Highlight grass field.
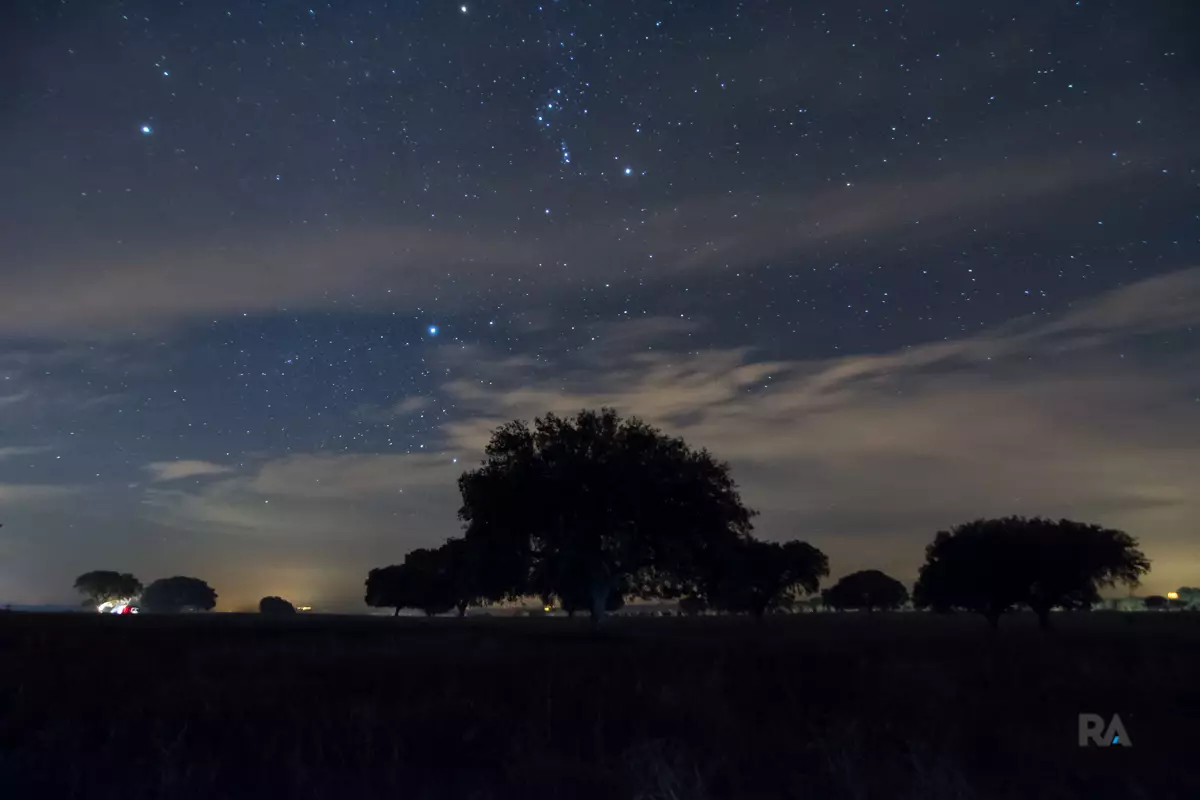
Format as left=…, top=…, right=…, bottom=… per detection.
left=1, top=611, right=1196, bottom=799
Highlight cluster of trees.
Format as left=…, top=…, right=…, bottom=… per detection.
left=73, top=571, right=218, bottom=613
left=1143, top=588, right=1199, bottom=611
left=366, top=409, right=1157, bottom=628
left=367, top=409, right=831, bottom=621
left=912, top=517, right=1150, bottom=628
left=75, top=572, right=308, bottom=614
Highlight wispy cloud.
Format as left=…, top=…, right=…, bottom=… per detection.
left=0, top=484, right=78, bottom=505
left=436, top=268, right=1200, bottom=590
left=392, top=396, right=433, bottom=415
left=0, top=446, right=51, bottom=461
left=0, top=156, right=1138, bottom=338
left=145, top=460, right=235, bottom=482
left=131, top=268, right=1200, bottom=595
left=0, top=392, right=31, bottom=408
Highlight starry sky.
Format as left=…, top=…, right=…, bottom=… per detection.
left=1, top=0, right=1198, bottom=610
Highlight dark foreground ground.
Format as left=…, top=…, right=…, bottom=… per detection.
left=1, top=611, right=1197, bottom=800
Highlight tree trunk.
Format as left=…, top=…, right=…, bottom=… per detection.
left=393, top=607, right=400, bottom=617
left=985, top=610, right=1000, bottom=629
left=567, top=609, right=576, bottom=618
left=1034, top=606, right=1051, bottom=630
left=457, top=603, right=467, bottom=618
left=589, top=582, right=608, bottom=625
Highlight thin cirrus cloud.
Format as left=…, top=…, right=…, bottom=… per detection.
left=145, top=460, right=235, bottom=482
left=0, top=446, right=52, bottom=461
left=0, top=155, right=1126, bottom=338
left=144, top=267, right=1200, bottom=597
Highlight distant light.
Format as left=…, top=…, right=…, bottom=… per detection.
left=543, top=605, right=552, bottom=612
left=428, top=325, right=438, bottom=336
left=298, top=605, right=313, bottom=611
left=140, top=125, right=152, bottom=135
left=1167, top=591, right=1179, bottom=600
left=624, top=166, right=633, bottom=175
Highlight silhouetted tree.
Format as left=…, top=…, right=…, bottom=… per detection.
left=822, top=570, right=909, bottom=612
left=73, top=571, right=142, bottom=608
left=457, top=408, right=756, bottom=623
left=1143, top=595, right=1168, bottom=610
left=1024, top=519, right=1150, bottom=627
left=913, top=517, right=1149, bottom=628
left=1176, top=587, right=1200, bottom=610
left=259, top=596, right=296, bottom=615
left=365, top=565, right=408, bottom=616
left=678, top=595, right=708, bottom=616
left=365, top=546, right=462, bottom=617
left=707, top=538, right=828, bottom=618
left=141, top=576, right=217, bottom=613
left=441, top=535, right=524, bottom=616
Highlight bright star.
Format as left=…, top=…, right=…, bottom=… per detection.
left=460, top=4, right=467, bottom=12
left=140, top=125, right=152, bottom=135
left=428, top=325, right=439, bottom=336
left=624, top=166, right=633, bottom=175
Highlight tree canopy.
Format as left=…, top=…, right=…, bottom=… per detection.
left=365, top=542, right=473, bottom=616
left=259, top=596, right=296, bottom=614
left=140, top=576, right=218, bottom=613
left=822, top=570, right=909, bottom=612
left=1175, top=587, right=1200, bottom=610
left=73, top=571, right=142, bottom=607
left=704, top=538, right=828, bottom=617
left=913, top=517, right=1149, bottom=628
left=457, top=408, right=757, bottom=621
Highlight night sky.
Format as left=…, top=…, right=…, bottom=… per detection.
left=2, top=0, right=1198, bottom=610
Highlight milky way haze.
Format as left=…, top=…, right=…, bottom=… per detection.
left=2, top=0, right=1198, bottom=609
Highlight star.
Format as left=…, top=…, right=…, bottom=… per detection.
left=624, top=167, right=633, bottom=176
left=140, top=125, right=153, bottom=135
left=428, top=325, right=439, bottom=336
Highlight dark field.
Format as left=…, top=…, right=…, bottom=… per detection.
left=1, top=612, right=1197, bottom=800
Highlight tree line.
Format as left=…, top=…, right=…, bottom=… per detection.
left=364, top=409, right=1157, bottom=629
left=69, top=410, right=1171, bottom=627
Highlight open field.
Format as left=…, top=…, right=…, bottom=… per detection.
left=1, top=611, right=1197, bottom=799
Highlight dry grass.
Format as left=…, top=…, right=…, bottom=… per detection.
left=0, top=611, right=1196, bottom=799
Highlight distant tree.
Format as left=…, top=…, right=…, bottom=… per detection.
left=706, top=538, right=828, bottom=618
left=458, top=408, right=756, bottom=623
left=1176, top=587, right=1200, bottom=610
left=141, top=576, right=217, bottom=613
left=913, top=517, right=1149, bottom=628
left=403, top=546, right=460, bottom=616
left=1143, top=595, right=1168, bottom=610
left=678, top=595, right=708, bottom=616
left=73, top=571, right=142, bottom=608
left=440, top=535, right=526, bottom=616
left=822, top=570, right=909, bottom=613
left=365, top=565, right=409, bottom=616
left=1111, top=596, right=1143, bottom=612
left=259, top=596, right=296, bottom=615
left=365, top=546, right=463, bottom=617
